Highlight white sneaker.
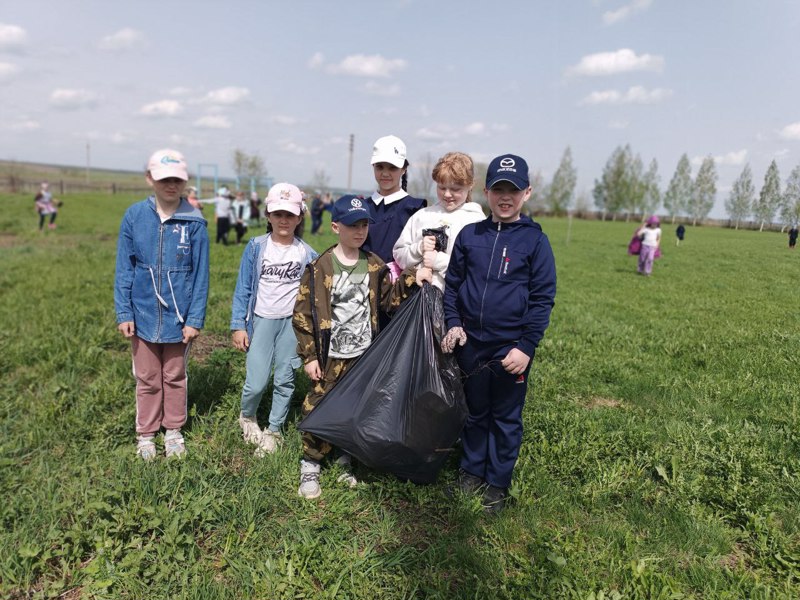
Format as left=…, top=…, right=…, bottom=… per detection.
left=254, top=429, right=282, bottom=457
left=239, top=414, right=261, bottom=445
left=164, top=429, right=186, bottom=458
left=136, top=435, right=157, bottom=461
left=298, top=459, right=321, bottom=499
left=335, top=453, right=358, bottom=488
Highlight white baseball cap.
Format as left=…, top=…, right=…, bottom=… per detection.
left=370, top=135, right=407, bottom=168
left=266, top=183, right=304, bottom=215
left=147, top=149, right=188, bottom=181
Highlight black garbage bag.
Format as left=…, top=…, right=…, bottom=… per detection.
left=422, top=226, right=449, bottom=252
left=298, top=283, right=467, bottom=483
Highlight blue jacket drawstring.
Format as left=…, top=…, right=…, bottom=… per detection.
left=149, top=267, right=185, bottom=324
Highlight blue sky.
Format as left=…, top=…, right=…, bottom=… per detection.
left=2, top=0, right=800, bottom=217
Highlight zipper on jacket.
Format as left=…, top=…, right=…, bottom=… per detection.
left=157, top=222, right=164, bottom=337
left=479, top=221, right=503, bottom=332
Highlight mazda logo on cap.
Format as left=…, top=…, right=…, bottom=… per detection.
left=500, top=158, right=515, bottom=168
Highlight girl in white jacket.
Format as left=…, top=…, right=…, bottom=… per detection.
left=393, top=152, right=485, bottom=291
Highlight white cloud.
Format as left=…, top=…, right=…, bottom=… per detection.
left=280, top=140, right=320, bottom=155
left=9, top=119, right=40, bottom=131
left=603, top=0, right=653, bottom=25
left=0, top=23, right=27, bottom=50
left=194, top=115, right=231, bottom=129
left=415, top=127, right=452, bottom=142
left=139, top=99, right=183, bottom=117
left=774, top=148, right=790, bottom=158
left=581, top=85, right=672, bottom=105
left=50, top=88, right=98, bottom=109
left=464, top=122, right=486, bottom=135
left=98, top=28, right=144, bottom=51
left=307, top=52, right=325, bottom=69
left=325, top=54, right=407, bottom=78
left=0, top=61, right=20, bottom=80
left=364, top=81, right=401, bottom=96
left=567, top=48, right=664, bottom=77
left=779, top=122, right=800, bottom=140
left=201, top=86, right=250, bottom=105
left=691, top=150, right=747, bottom=167
left=270, top=115, right=301, bottom=125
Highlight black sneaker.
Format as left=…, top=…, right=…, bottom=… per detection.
left=482, top=485, right=507, bottom=514
left=457, top=469, right=485, bottom=494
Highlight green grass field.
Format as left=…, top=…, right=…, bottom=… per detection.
left=1, top=192, right=798, bottom=599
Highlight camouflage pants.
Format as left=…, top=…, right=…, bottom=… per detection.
left=301, top=356, right=357, bottom=462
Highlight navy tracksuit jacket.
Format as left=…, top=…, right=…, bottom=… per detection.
left=443, top=214, right=556, bottom=488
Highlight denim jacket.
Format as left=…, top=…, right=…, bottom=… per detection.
left=229, top=233, right=318, bottom=343
left=115, top=196, right=210, bottom=343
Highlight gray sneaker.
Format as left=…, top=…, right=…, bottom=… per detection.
left=298, top=459, right=321, bottom=499
left=239, top=414, right=261, bottom=445
left=136, top=436, right=157, bottom=461
left=254, top=429, right=282, bottom=457
left=164, top=429, right=186, bottom=458
left=335, top=454, right=358, bottom=488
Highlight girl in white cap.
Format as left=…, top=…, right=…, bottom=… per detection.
left=361, top=134, right=426, bottom=274
left=230, top=183, right=318, bottom=456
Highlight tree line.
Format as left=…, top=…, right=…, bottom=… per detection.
left=519, top=145, right=800, bottom=229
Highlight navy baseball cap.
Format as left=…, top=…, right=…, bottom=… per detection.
left=486, top=154, right=530, bottom=190
left=331, top=195, right=374, bottom=225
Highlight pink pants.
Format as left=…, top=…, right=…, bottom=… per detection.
left=131, top=336, right=190, bottom=435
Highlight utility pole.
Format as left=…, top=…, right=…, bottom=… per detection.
left=347, top=134, right=354, bottom=192
left=85, top=142, right=90, bottom=183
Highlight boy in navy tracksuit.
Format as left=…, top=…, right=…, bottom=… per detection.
left=442, top=153, right=556, bottom=513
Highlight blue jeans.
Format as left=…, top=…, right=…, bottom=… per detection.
left=240, top=315, right=301, bottom=431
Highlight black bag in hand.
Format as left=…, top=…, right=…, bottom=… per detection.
left=298, top=283, right=467, bottom=483
left=422, top=226, right=449, bottom=251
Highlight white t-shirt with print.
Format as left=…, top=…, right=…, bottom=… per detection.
left=254, top=238, right=308, bottom=318
left=328, top=254, right=372, bottom=359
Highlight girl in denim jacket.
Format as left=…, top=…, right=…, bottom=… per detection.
left=114, top=149, right=210, bottom=460
left=230, top=183, right=317, bottom=456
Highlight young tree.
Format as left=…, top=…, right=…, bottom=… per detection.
left=545, top=146, right=577, bottom=216
left=623, top=152, right=645, bottom=221
left=641, top=158, right=661, bottom=216
left=232, top=149, right=249, bottom=181
left=310, top=169, right=331, bottom=194
left=231, top=149, right=267, bottom=190
left=725, top=164, right=754, bottom=229
left=246, top=154, right=266, bottom=184
left=753, top=160, right=781, bottom=231
left=408, top=152, right=436, bottom=201
left=663, top=154, right=692, bottom=224
left=781, top=165, right=800, bottom=228
left=593, top=145, right=632, bottom=220
left=688, top=156, right=716, bottom=226
left=528, top=170, right=547, bottom=214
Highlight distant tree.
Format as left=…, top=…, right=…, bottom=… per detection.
left=545, top=147, right=577, bottom=216
left=408, top=152, right=436, bottom=200
left=231, top=148, right=267, bottom=190
left=641, top=158, right=661, bottom=216
left=781, top=165, right=800, bottom=228
left=753, top=160, right=781, bottom=231
left=687, top=156, right=716, bottom=226
left=663, top=154, right=692, bottom=224
left=623, top=152, right=645, bottom=220
left=725, top=164, right=754, bottom=229
left=573, top=189, right=591, bottom=217
left=527, top=170, right=547, bottom=214
left=231, top=149, right=249, bottom=181
left=246, top=155, right=266, bottom=184
left=310, top=169, right=331, bottom=194
left=593, top=145, right=632, bottom=220
left=472, top=161, right=488, bottom=207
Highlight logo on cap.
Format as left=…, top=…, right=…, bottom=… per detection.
left=161, top=155, right=181, bottom=165
left=280, top=189, right=292, bottom=201
left=500, top=158, right=515, bottom=169
left=351, top=198, right=363, bottom=208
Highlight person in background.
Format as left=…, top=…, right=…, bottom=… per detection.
left=231, top=183, right=317, bottom=456
left=186, top=186, right=203, bottom=212
left=789, top=225, right=798, bottom=249
left=393, top=151, right=485, bottom=292
left=34, top=182, right=60, bottom=231
left=232, top=191, right=250, bottom=244
left=675, top=224, right=685, bottom=246
left=636, top=215, right=662, bottom=275
left=441, top=153, right=556, bottom=514
left=114, top=149, right=209, bottom=460
left=292, top=194, right=428, bottom=499
left=310, top=192, right=324, bottom=235
left=199, top=187, right=236, bottom=245
left=249, top=191, right=262, bottom=227
left=361, top=134, right=427, bottom=276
